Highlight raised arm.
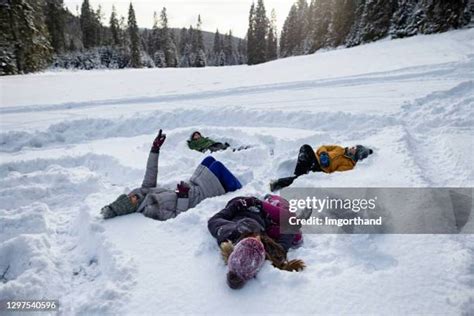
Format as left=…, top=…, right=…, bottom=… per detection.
left=141, top=151, right=159, bottom=188
left=141, top=130, right=166, bottom=188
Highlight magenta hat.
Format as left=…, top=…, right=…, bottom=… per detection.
left=228, top=237, right=265, bottom=282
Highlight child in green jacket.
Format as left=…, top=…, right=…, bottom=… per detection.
left=187, top=131, right=250, bottom=153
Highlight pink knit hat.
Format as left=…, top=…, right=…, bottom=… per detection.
left=227, top=237, right=265, bottom=287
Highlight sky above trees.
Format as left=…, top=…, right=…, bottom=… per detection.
left=63, top=0, right=294, bottom=38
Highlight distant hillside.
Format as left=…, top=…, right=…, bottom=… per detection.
left=62, top=9, right=244, bottom=53
left=170, top=28, right=244, bottom=52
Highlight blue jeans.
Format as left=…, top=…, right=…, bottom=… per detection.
left=201, top=156, right=242, bottom=192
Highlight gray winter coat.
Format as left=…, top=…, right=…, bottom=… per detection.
left=130, top=152, right=226, bottom=221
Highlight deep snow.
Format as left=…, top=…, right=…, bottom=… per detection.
left=0, top=29, right=473, bottom=315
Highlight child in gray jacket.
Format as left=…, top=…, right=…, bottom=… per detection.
left=101, top=130, right=242, bottom=221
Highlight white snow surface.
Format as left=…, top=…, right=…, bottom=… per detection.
left=0, top=29, right=473, bottom=315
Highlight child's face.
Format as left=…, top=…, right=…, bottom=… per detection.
left=129, top=194, right=139, bottom=206
left=192, top=133, right=202, bottom=140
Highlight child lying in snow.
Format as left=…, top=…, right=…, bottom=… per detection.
left=187, top=131, right=251, bottom=153
left=101, top=130, right=242, bottom=221
left=208, top=195, right=308, bottom=289
left=270, top=144, right=374, bottom=191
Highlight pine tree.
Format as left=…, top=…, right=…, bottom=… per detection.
left=80, top=0, right=97, bottom=48
left=118, top=15, right=128, bottom=45
left=361, top=0, right=394, bottom=43
left=266, top=9, right=278, bottom=60
left=195, top=48, right=206, bottom=67
left=280, top=0, right=310, bottom=57
left=193, top=15, right=206, bottom=66
left=421, top=0, right=468, bottom=33
left=45, top=0, right=66, bottom=53
left=178, top=27, right=188, bottom=56
left=237, top=38, right=247, bottom=64
left=345, top=0, right=365, bottom=47
left=141, top=28, right=149, bottom=53
left=253, top=0, right=269, bottom=64
left=212, top=29, right=223, bottom=66
left=195, top=15, right=205, bottom=51
left=294, top=0, right=308, bottom=54
left=128, top=2, right=141, bottom=67
left=224, top=30, right=235, bottom=65
left=346, top=0, right=394, bottom=46
left=213, top=29, right=221, bottom=54
left=80, top=0, right=91, bottom=48
left=94, top=5, right=105, bottom=46
left=0, top=0, right=52, bottom=74
left=154, top=50, right=166, bottom=67
left=159, top=7, right=169, bottom=47
left=159, top=7, right=178, bottom=67
left=149, top=11, right=160, bottom=55
left=179, top=32, right=193, bottom=68
left=217, top=50, right=226, bottom=66
left=212, top=29, right=221, bottom=54
left=327, top=0, right=356, bottom=47
left=247, top=2, right=257, bottom=64
left=109, top=5, right=120, bottom=46
left=0, top=2, right=17, bottom=74
left=180, top=25, right=195, bottom=66
left=280, top=4, right=298, bottom=57
left=310, top=0, right=332, bottom=52
left=219, top=35, right=225, bottom=53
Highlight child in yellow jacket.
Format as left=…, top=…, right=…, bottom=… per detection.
left=270, top=144, right=373, bottom=191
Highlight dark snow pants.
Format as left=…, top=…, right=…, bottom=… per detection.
left=271, top=144, right=322, bottom=191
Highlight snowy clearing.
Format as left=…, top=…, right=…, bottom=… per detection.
left=0, top=29, right=473, bottom=315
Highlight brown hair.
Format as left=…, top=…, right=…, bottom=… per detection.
left=190, top=131, right=201, bottom=140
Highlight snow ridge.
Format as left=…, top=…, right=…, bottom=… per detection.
left=0, top=158, right=137, bottom=314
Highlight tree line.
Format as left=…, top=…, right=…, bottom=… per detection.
left=0, top=0, right=471, bottom=74
left=246, top=0, right=471, bottom=64
left=0, top=0, right=247, bottom=75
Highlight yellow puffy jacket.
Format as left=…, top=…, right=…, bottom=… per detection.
left=315, top=145, right=356, bottom=174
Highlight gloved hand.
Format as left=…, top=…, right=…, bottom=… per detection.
left=151, top=129, right=166, bottom=153
left=100, top=205, right=116, bottom=219
left=176, top=181, right=190, bottom=198
left=237, top=218, right=264, bottom=235
left=234, top=197, right=263, bottom=213
left=216, top=223, right=239, bottom=244
left=319, top=152, right=330, bottom=168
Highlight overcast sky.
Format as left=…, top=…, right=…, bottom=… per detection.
left=63, top=0, right=295, bottom=38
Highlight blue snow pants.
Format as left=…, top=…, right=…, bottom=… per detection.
left=201, top=156, right=242, bottom=192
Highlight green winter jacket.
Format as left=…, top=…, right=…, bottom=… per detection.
left=187, top=137, right=216, bottom=152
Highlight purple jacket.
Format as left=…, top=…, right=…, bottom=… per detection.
left=207, top=196, right=297, bottom=251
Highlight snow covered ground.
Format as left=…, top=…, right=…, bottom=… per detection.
left=1, top=29, right=473, bottom=315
